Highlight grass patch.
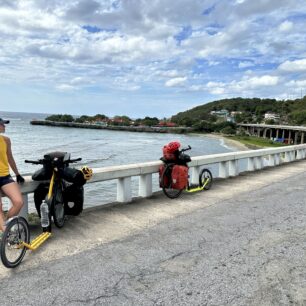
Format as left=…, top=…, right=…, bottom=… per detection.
left=227, top=135, right=287, bottom=148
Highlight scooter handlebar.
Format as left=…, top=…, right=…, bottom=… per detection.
left=24, top=159, right=43, bottom=165
left=181, top=145, right=192, bottom=152
left=25, top=157, right=82, bottom=165
left=68, top=157, right=82, bottom=163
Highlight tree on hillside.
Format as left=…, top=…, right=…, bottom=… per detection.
left=75, top=115, right=91, bottom=123
left=93, top=114, right=108, bottom=121
left=288, top=110, right=306, bottom=125
left=192, top=120, right=214, bottom=132
left=110, top=115, right=131, bottom=126
left=141, top=117, right=159, bottom=126
left=46, top=114, right=74, bottom=122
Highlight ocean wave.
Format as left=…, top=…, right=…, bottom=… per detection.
left=219, top=138, right=232, bottom=150
left=3, top=118, right=21, bottom=121
left=82, top=154, right=116, bottom=165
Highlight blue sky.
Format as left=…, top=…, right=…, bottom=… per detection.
left=1, top=0, right=306, bottom=118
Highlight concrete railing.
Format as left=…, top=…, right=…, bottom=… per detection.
left=3, top=144, right=306, bottom=220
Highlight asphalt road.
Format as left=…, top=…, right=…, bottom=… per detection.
left=1, top=160, right=306, bottom=305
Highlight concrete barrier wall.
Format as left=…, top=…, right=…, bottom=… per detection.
left=3, top=144, right=306, bottom=219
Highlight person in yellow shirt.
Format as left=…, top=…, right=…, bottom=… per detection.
left=0, top=118, right=25, bottom=235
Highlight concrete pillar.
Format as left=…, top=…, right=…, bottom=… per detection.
left=139, top=174, right=152, bottom=197
left=263, top=129, right=267, bottom=138
left=301, top=133, right=305, bottom=144
left=282, top=130, right=285, bottom=139
left=117, top=177, right=132, bottom=203
left=255, top=157, right=263, bottom=170
left=257, top=128, right=261, bottom=137
left=268, top=154, right=276, bottom=166
left=294, top=132, right=298, bottom=145
left=191, top=167, right=200, bottom=185
left=296, top=150, right=303, bottom=160
left=269, top=129, right=273, bottom=139
left=275, top=153, right=280, bottom=165
left=289, top=131, right=292, bottom=144
left=229, top=160, right=239, bottom=176
left=284, top=152, right=291, bottom=162
left=290, top=151, right=295, bottom=161
left=276, top=129, right=279, bottom=139
left=247, top=157, right=255, bottom=171
left=219, top=161, right=229, bottom=178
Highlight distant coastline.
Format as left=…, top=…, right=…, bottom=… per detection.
left=30, top=120, right=193, bottom=134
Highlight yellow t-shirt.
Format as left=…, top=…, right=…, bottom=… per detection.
left=0, top=136, right=9, bottom=176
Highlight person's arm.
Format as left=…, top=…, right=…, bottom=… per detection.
left=5, top=136, right=24, bottom=183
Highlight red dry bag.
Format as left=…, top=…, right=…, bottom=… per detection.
left=171, top=165, right=188, bottom=190
left=162, top=141, right=181, bottom=161
left=159, top=164, right=170, bottom=188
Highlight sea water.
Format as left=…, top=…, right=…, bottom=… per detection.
left=0, top=111, right=239, bottom=211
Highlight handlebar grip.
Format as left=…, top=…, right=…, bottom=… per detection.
left=69, top=158, right=82, bottom=163
left=181, top=146, right=192, bottom=153
left=24, top=160, right=42, bottom=165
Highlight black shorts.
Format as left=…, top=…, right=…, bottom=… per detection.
left=0, top=175, right=15, bottom=188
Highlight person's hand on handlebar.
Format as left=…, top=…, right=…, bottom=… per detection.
left=16, top=174, right=25, bottom=184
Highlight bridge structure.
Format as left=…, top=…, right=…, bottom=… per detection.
left=2, top=143, right=306, bottom=219
left=238, top=123, right=306, bottom=144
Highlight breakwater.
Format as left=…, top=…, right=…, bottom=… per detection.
left=30, top=120, right=193, bottom=134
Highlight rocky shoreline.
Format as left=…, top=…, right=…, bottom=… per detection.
left=30, top=120, right=193, bottom=134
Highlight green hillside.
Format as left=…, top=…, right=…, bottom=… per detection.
left=171, top=97, right=306, bottom=128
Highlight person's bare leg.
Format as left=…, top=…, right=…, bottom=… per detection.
left=1, top=182, right=23, bottom=219
left=0, top=198, right=6, bottom=231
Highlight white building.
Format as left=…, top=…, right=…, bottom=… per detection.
left=264, top=113, right=280, bottom=121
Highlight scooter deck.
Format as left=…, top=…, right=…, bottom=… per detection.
left=22, top=232, right=51, bottom=251
left=186, top=185, right=205, bottom=193
left=185, top=179, right=211, bottom=193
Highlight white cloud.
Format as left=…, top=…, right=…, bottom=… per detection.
left=158, top=70, right=181, bottom=78
left=238, top=61, right=254, bottom=69
left=70, top=77, right=85, bottom=85
left=188, top=75, right=279, bottom=97
left=286, top=79, right=306, bottom=87
left=208, top=61, right=220, bottom=66
left=206, top=81, right=225, bottom=88
left=244, top=75, right=279, bottom=87
left=278, top=59, right=306, bottom=72
left=209, top=87, right=225, bottom=95
left=279, top=20, right=293, bottom=32
left=165, top=77, right=187, bottom=87
left=56, top=84, right=76, bottom=91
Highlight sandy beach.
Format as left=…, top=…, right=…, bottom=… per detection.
left=192, top=133, right=250, bottom=152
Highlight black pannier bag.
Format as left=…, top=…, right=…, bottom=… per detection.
left=32, top=166, right=52, bottom=181
left=44, top=151, right=69, bottom=162
left=177, top=152, right=191, bottom=165
left=61, top=167, right=86, bottom=186
left=63, top=184, right=84, bottom=216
